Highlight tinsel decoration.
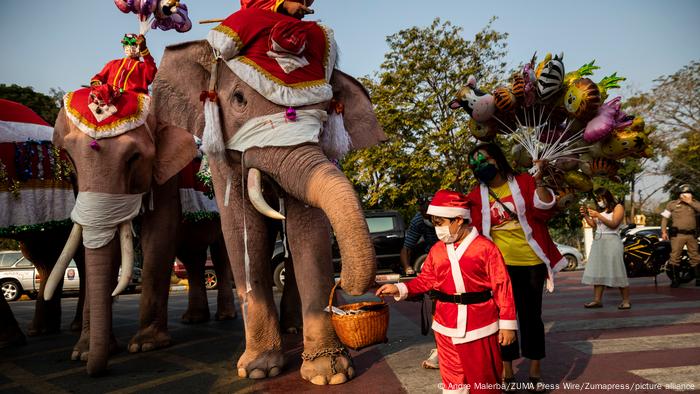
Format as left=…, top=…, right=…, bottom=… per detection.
left=195, top=155, right=215, bottom=200
left=182, top=211, right=220, bottom=223
left=0, top=219, right=73, bottom=238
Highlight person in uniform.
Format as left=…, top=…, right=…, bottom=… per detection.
left=90, top=34, right=157, bottom=95
left=661, top=184, right=700, bottom=287
left=377, top=189, right=517, bottom=394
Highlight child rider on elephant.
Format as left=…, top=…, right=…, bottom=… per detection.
left=376, top=189, right=517, bottom=394
left=90, top=33, right=157, bottom=96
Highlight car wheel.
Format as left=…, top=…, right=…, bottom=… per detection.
left=204, top=270, right=218, bottom=290
left=563, top=254, right=578, bottom=271
left=413, top=254, right=428, bottom=273
left=273, top=261, right=286, bottom=291
left=1, top=280, right=22, bottom=302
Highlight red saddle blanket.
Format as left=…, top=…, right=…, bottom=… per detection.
left=64, top=88, right=150, bottom=139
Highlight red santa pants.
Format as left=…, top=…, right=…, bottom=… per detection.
left=435, top=331, right=502, bottom=394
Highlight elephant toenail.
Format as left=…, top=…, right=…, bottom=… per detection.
left=237, top=368, right=248, bottom=378
left=80, top=352, right=89, bottom=362
left=329, top=373, right=348, bottom=385
left=310, top=375, right=328, bottom=385
left=268, top=367, right=281, bottom=377
left=347, top=366, right=355, bottom=379
left=249, top=369, right=266, bottom=379
left=128, top=344, right=140, bottom=353
left=71, top=351, right=80, bottom=361
left=141, top=343, right=155, bottom=352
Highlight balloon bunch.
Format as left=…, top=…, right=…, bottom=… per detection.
left=450, top=53, right=653, bottom=210
left=114, top=0, right=192, bottom=33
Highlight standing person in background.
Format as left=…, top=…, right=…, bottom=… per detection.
left=661, top=184, right=700, bottom=288
left=400, top=196, right=439, bottom=277
left=465, top=143, right=565, bottom=393
left=377, top=189, right=517, bottom=394
left=580, top=188, right=630, bottom=309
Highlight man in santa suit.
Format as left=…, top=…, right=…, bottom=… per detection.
left=90, top=34, right=157, bottom=95
left=377, top=189, right=517, bottom=394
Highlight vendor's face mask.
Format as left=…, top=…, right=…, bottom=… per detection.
left=470, top=151, right=498, bottom=183
left=433, top=217, right=462, bottom=244
left=124, top=45, right=139, bottom=59
left=680, top=192, right=692, bottom=200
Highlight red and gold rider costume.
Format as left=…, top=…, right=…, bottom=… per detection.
left=90, top=33, right=157, bottom=95
left=394, top=190, right=517, bottom=394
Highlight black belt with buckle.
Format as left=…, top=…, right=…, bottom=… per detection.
left=677, top=229, right=696, bottom=235
left=428, top=290, right=492, bottom=305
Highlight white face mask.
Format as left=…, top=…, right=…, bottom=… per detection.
left=597, top=201, right=606, bottom=209
left=680, top=192, right=692, bottom=200
left=124, top=45, right=140, bottom=59
left=435, top=225, right=459, bottom=244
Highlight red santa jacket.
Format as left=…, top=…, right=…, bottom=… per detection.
left=466, top=173, right=566, bottom=291
left=396, top=228, right=517, bottom=344
left=91, top=54, right=157, bottom=95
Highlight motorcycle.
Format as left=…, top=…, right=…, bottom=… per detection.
left=621, top=224, right=696, bottom=284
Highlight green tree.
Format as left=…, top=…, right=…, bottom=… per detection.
left=0, top=84, right=62, bottom=125
left=342, top=18, right=508, bottom=215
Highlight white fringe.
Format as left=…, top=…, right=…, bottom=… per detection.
left=201, top=100, right=226, bottom=160
left=320, top=112, right=351, bottom=160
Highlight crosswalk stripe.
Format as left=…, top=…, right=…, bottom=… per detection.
left=564, top=333, right=700, bottom=354
left=544, top=300, right=699, bottom=316
left=629, top=365, right=700, bottom=392
left=543, top=293, right=674, bottom=305
left=544, top=313, right=700, bottom=333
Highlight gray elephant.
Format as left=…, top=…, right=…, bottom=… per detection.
left=152, top=9, right=386, bottom=385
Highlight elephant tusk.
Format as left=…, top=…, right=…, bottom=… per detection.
left=247, top=168, right=285, bottom=220
left=111, top=222, right=134, bottom=297
left=45, top=223, right=82, bottom=300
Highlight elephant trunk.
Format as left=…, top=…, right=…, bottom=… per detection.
left=246, top=145, right=376, bottom=295
left=85, top=240, right=117, bottom=376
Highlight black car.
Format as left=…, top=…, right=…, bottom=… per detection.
left=271, top=210, right=425, bottom=290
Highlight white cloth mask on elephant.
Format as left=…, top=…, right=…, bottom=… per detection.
left=70, top=192, right=143, bottom=249
left=223, top=109, right=327, bottom=152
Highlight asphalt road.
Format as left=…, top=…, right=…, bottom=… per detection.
left=1, top=271, right=699, bottom=393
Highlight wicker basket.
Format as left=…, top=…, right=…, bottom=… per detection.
left=328, top=281, right=389, bottom=350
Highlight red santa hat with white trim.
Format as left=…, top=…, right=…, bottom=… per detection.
left=426, top=189, right=471, bottom=222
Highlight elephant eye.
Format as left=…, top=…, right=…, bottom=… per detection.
left=232, top=90, right=246, bottom=105
left=127, top=153, right=140, bottom=167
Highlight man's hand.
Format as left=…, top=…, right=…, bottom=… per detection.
left=137, top=34, right=147, bottom=52
left=499, top=329, right=516, bottom=346
left=375, top=284, right=399, bottom=297
left=661, top=231, right=669, bottom=241
left=281, top=1, right=312, bottom=18
left=680, top=193, right=693, bottom=204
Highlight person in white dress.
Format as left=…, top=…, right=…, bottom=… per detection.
left=580, top=188, right=631, bottom=309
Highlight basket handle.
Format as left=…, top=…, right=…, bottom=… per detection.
left=328, top=280, right=385, bottom=312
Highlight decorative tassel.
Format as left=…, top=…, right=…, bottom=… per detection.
left=201, top=99, right=226, bottom=160
left=320, top=111, right=351, bottom=160
left=89, top=139, right=100, bottom=151
left=285, top=107, right=297, bottom=122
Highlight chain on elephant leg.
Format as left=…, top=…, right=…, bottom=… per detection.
left=300, top=346, right=355, bottom=385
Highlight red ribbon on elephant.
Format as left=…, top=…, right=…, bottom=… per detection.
left=199, top=90, right=218, bottom=103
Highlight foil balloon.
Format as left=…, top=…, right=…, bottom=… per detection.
left=583, top=96, right=633, bottom=143
left=152, top=2, right=192, bottom=32
left=535, top=53, right=565, bottom=101
left=563, top=78, right=601, bottom=120
left=563, top=171, right=593, bottom=192
left=562, top=60, right=599, bottom=89
left=493, top=86, right=517, bottom=112
left=511, top=143, right=533, bottom=169
left=468, top=118, right=498, bottom=141
left=449, top=76, right=496, bottom=123
left=556, top=189, right=577, bottom=210
left=511, top=75, right=526, bottom=103
left=597, top=73, right=626, bottom=102
left=588, top=158, right=619, bottom=177
left=554, top=154, right=580, bottom=172
left=600, top=117, right=651, bottom=160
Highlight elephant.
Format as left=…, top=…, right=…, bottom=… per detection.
left=49, top=89, right=200, bottom=375
left=1, top=98, right=86, bottom=338
left=152, top=37, right=386, bottom=385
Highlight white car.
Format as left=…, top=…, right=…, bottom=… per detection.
left=556, top=243, right=584, bottom=271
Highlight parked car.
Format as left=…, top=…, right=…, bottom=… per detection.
left=556, top=243, right=584, bottom=271
left=272, top=210, right=428, bottom=290
left=1, top=250, right=141, bottom=301
left=173, top=258, right=219, bottom=290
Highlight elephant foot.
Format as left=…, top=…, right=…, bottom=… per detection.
left=26, top=321, right=61, bottom=337
left=300, top=347, right=354, bottom=385
left=71, top=334, right=120, bottom=361
left=128, top=326, right=171, bottom=353
left=214, top=309, right=237, bottom=321
left=181, top=308, right=210, bottom=324
left=236, top=348, right=284, bottom=379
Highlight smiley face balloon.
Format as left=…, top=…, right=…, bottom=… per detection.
left=563, top=78, right=601, bottom=120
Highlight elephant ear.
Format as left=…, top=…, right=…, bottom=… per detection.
left=330, top=69, right=387, bottom=149
left=53, top=107, right=70, bottom=148
left=152, top=40, right=214, bottom=139
left=152, top=118, right=197, bottom=185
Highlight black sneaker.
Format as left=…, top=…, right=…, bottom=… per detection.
left=670, top=279, right=680, bottom=288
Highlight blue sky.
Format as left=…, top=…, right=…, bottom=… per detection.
left=2, top=0, right=698, bottom=204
